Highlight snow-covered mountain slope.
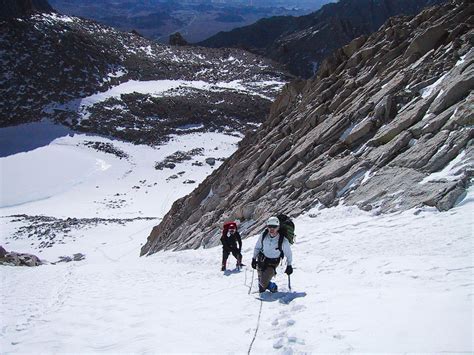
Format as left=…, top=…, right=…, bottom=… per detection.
left=0, top=123, right=240, bottom=216
left=1, top=125, right=472, bottom=352
left=0, top=10, right=290, bottom=144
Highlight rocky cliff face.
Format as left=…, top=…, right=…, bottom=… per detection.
left=0, top=10, right=289, bottom=144
left=199, top=0, right=446, bottom=78
left=142, top=0, right=473, bottom=255
left=0, top=0, right=54, bottom=20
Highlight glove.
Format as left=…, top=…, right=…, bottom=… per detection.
left=251, top=258, right=257, bottom=269
left=285, top=265, right=293, bottom=275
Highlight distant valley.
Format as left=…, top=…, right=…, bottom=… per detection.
left=48, top=0, right=334, bottom=43
left=199, top=0, right=447, bottom=77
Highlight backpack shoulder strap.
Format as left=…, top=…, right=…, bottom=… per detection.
left=278, top=233, right=285, bottom=258
left=261, top=229, right=268, bottom=249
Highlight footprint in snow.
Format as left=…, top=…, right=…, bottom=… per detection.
left=273, top=338, right=285, bottom=349
left=291, top=304, right=306, bottom=312
left=273, top=335, right=304, bottom=351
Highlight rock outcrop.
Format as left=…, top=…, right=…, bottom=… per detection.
left=8, top=215, right=157, bottom=250
left=142, top=0, right=473, bottom=255
left=169, top=32, right=188, bottom=46
left=199, top=0, right=447, bottom=78
left=0, top=246, right=42, bottom=266
left=0, top=0, right=54, bottom=20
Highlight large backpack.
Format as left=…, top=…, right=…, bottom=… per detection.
left=261, top=214, right=295, bottom=258
left=222, top=221, right=237, bottom=239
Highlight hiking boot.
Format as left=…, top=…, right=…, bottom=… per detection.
left=267, top=282, right=278, bottom=293
left=221, top=265, right=226, bottom=271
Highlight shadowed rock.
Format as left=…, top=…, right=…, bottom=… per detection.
left=0, top=247, right=42, bottom=266
left=169, top=32, right=188, bottom=46
left=0, top=0, right=54, bottom=19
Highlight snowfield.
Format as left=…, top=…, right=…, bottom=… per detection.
left=1, top=124, right=473, bottom=353
left=44, top=78, right=286, bottom=122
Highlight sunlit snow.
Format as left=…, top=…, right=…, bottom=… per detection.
left=0, top=124, right=472, bottom=353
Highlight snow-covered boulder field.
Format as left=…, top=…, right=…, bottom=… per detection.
left=0, top=12, right=289, bottom=144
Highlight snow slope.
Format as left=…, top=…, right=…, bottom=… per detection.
left=0, top=123, right=240, bottom=217
left=1, top=125, right=473, bottom=353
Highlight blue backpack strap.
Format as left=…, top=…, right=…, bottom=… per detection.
left=278, top=233, right=285, bottom=259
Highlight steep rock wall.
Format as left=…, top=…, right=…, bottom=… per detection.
left=142, top=0, right=473, bottom=255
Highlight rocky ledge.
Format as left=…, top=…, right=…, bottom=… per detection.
left=142, top=0, right=473, bottom=255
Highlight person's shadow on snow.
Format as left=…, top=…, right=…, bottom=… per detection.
left=258, top=291, right=307, bottom=304
left=223, top=268, right=242, bottom=276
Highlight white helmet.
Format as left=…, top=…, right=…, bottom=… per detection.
left=266, top=216, right=280, bottom=227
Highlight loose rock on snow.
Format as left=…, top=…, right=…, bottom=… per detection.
left=0, top=246, right=42, bottom=267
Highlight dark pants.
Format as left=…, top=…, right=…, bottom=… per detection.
left=257, top=266, right=276, bottom=292
left=222, top=248, right=242, bottom=269
left=256, top=254, right=280, bottom=292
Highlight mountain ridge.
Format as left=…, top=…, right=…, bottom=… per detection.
left=0, top=0, right=54, bottom=20
left=198, top=0, right=447, bottom=78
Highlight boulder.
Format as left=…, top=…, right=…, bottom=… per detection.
left=342, top=35, right=368, bottom=58
left=343, top=118, right=375, bottom=145
left=205, top=158, right=216, bottom=166
left=404, top=23, right=447, bottom=58
left=429, top=63, right=474, bottom=114
left=305, top=155, right=358, bottom=189
left=169, top=32, right=188, bottom=46
left=0, top=250, right=42, bottom=267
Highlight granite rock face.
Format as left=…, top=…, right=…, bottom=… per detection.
left=142, top=1, right=473, bottom=255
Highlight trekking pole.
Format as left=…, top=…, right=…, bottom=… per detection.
left=288, top=274, right=292, bottom=291
left=248, top=268, right=255, bottom=294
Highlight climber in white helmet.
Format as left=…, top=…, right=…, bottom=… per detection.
left=252, top=216, right=293, bottom=293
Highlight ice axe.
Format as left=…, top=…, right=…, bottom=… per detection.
left=288, top=274, right=292, bottom=291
